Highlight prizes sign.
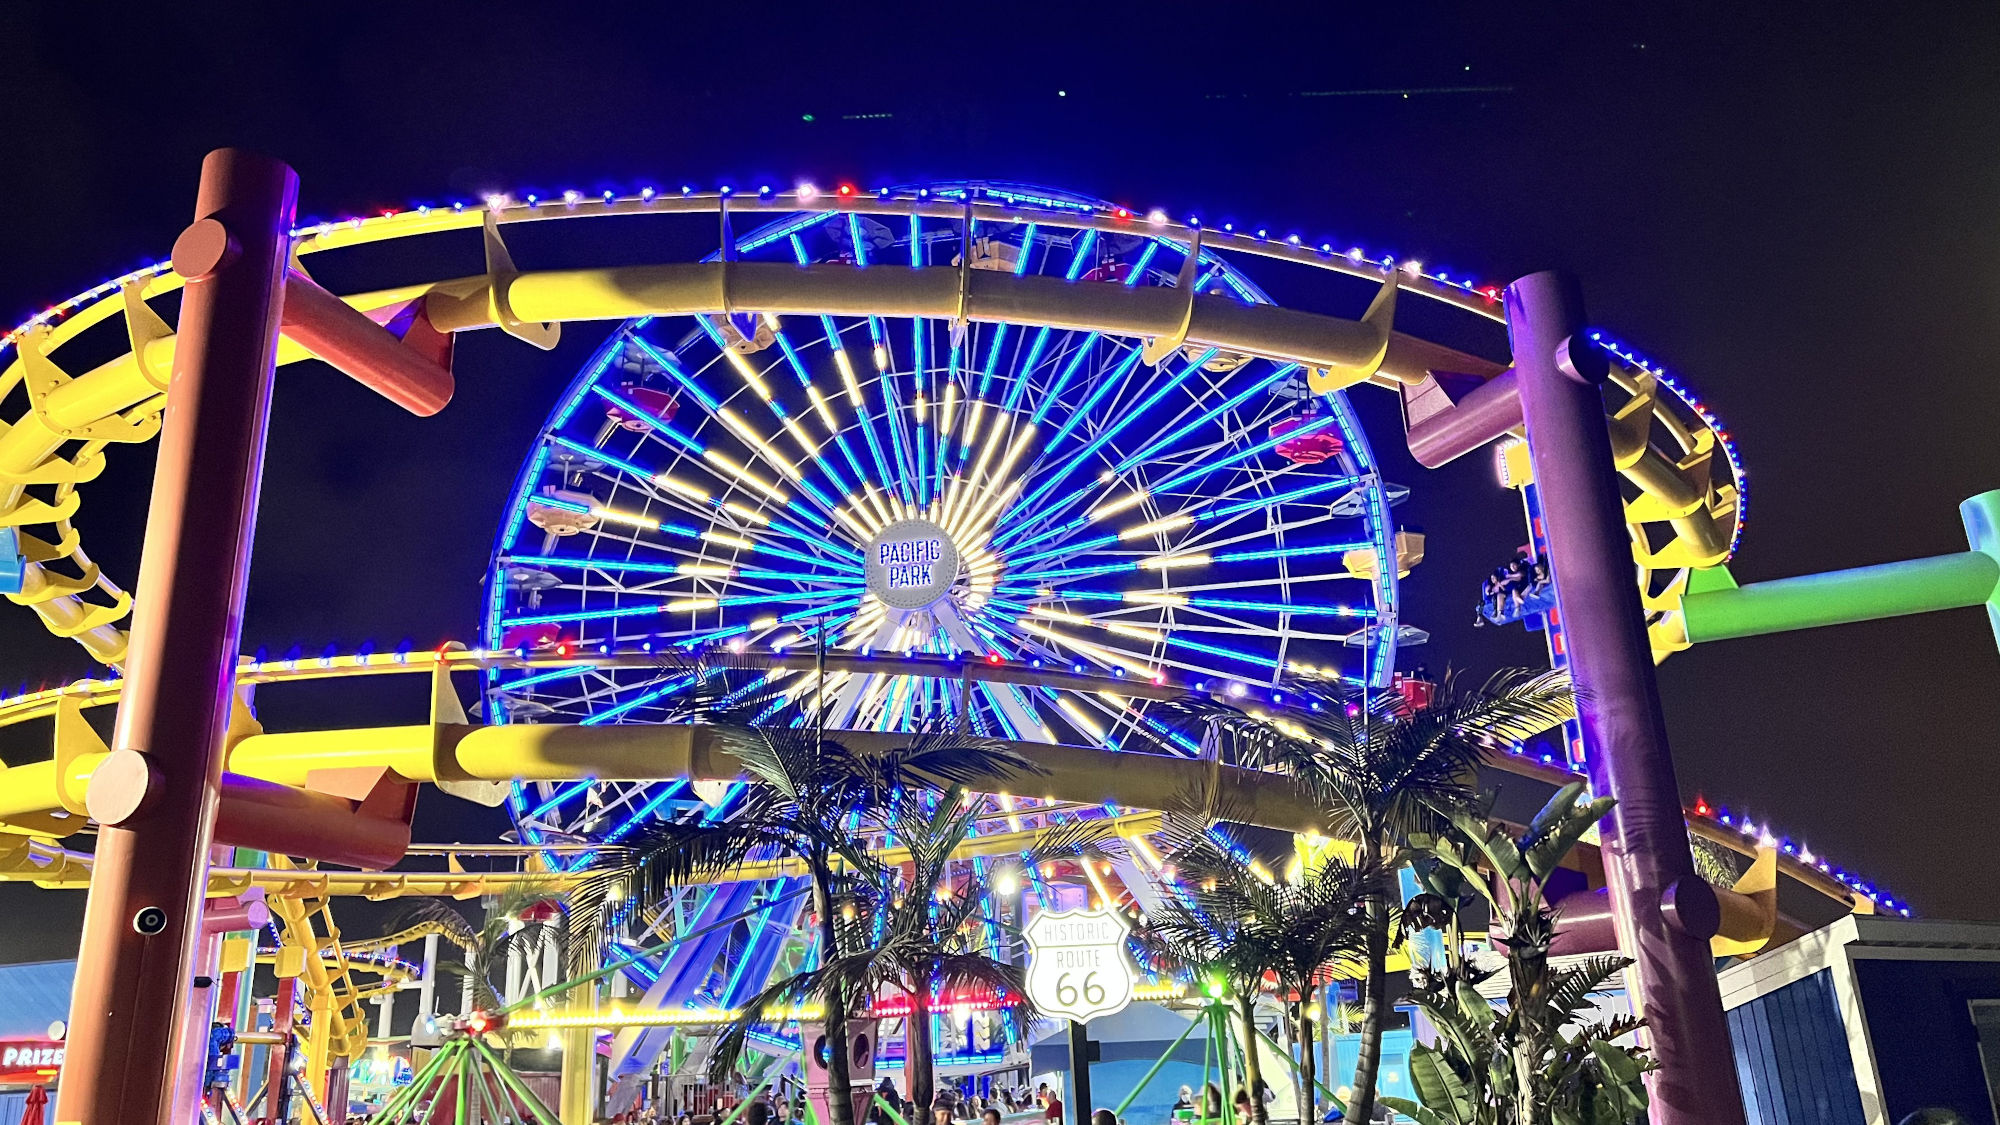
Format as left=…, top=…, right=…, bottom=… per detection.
left=1025, top=907, right=1136, bottom=1023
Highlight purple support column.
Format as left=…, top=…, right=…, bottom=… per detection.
left=1507, top=271, right=1746, bottom=1125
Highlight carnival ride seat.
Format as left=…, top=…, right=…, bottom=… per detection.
left=605, top=385, right=679, bottom=432
left=1269, top=415, right=1346, bottom=464
left=526, top=490, right=602, bottom=536
left=500, top=622, right=567, bottom=653
left=1475, top=552, right=1557, bottom=628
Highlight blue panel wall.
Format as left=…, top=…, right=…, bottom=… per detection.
left=1727, top=969, right=1866, bottom=1125
left=1852, top=957, right=2000, bottom=1125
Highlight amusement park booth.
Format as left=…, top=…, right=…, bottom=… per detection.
left=0, top=960, right=71, bottom=1125
left=1720, top=915, right=2000, bottom=1125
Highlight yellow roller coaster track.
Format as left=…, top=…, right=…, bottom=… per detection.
left=0, top=646, right=1867, bottom=923
left=1, top=187, right=1739, bottom=668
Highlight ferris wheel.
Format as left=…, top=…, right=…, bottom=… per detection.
left=480, top=181, right=1409, bottom=850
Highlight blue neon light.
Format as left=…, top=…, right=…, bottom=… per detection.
left=1065, top=229, right=1098, bottom=281
left=496, top=665, right=589, bottom=692
left=1122, top=241, right=1159, bottom=286
left=582, top=674, right=699, bottom=725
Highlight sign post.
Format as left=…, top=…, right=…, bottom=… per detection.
left=1026, top=908, right=1136, bottom=1124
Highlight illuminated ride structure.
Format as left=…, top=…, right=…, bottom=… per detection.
left=0, top=151, right=1994, bottom=1125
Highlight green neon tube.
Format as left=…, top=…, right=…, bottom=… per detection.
left=1685, top=490, right=2000, bottom=646
left=1113, top=1012, right=1202, bottom=1115
left=1683, top=551, right=1999, bottom=643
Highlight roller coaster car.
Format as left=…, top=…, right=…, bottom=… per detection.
left=604, top=385, right=678, bottom=432
left=1269, top=415, right=1345, bottom=464
left=1475, top=552, right=1558, bottom=628
left=1080, top=260, right=1129, bottom=284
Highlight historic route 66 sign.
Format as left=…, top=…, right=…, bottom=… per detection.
left=1024, top=907, right=1136, bottom=1023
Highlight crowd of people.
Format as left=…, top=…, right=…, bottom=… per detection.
left=613, top=1078, right=1078, bottom=1125
left=607, top=1074, right=1356, bottom=1125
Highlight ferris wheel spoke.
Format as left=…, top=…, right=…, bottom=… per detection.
left=993, top=347, right=1174, bottom=549
left=1113, top=362, right=1304, bottom=477
left=554, top=402, right=860, bottom=568
left=1065, top=229, right=1099, bottom=281
left=1008, top=372, right=1304, bottom=552
left=1070, top=477, right=1367, bottom=569
left=821, top=609, right=908, bottom=728
left=600, top=781, right=694, bottom=845
left=638, top=328, right=851, bottom=535
left=771, top=326, right=871, bottom=483
left=1049, top=588, right=1374, bottom=621
left=662, top=595, right=865, bottom=650
left=580, top=672, right=705, bottom=726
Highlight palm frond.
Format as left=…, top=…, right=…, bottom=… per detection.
left=570, top=800, right=800, bottom=942
left=1545, top=954, right=1633, bottom=1020
left=879, top=724, right=1046, bottom=796
left=705, top=960, right=858, bottom=1083
left=385, top=898, right=480, bottom=951
left=1017, top=815, right=1126, bottom=871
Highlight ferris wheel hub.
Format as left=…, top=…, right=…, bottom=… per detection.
left=865, top=517, right=960, bottom=611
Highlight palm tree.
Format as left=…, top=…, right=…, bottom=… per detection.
left=845, top=789, right=1115, bottom=1110
left=392, top=883, right=573, bottom=1016
left=1179, top=669, right=1573, bottom=1125
left=390, top=882, right=576, bottom=1067
left=1389, top=782, right=1651, bottom=1125
left=572, top=722, right=1039, bottom=1125
left=1139, top=879, right=1268, bottom=1125
left=1144, top=813, right=1374, bottom=1125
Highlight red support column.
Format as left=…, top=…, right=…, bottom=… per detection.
left=56, top=149, right=296, bottom=1125
left=267, top=977, right=299, bottom=1125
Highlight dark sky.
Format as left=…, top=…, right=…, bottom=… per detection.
left=2, top=2, right=1997, bottom=954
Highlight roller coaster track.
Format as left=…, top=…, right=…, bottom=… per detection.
left=0, top=647, right=1883, bottom=924
left=0, top=186, right=1740, bottom=669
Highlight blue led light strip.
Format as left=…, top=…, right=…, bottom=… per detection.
left=1065, top=229, right=1098, bottom=280
left=1018, top=589, right=1373, bottom=617
left=1115, top=363, right=1301, bottom=472
left=1122, top=241, right=1159, bottom=286
left=992, top=346, right=1172, bottom=546
left=494, top=665, right=590, bottom=692
left=1000, top=327, right=1054, bottom=414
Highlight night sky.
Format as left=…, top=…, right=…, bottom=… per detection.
left=2, top=3, right=1997, bottom=958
